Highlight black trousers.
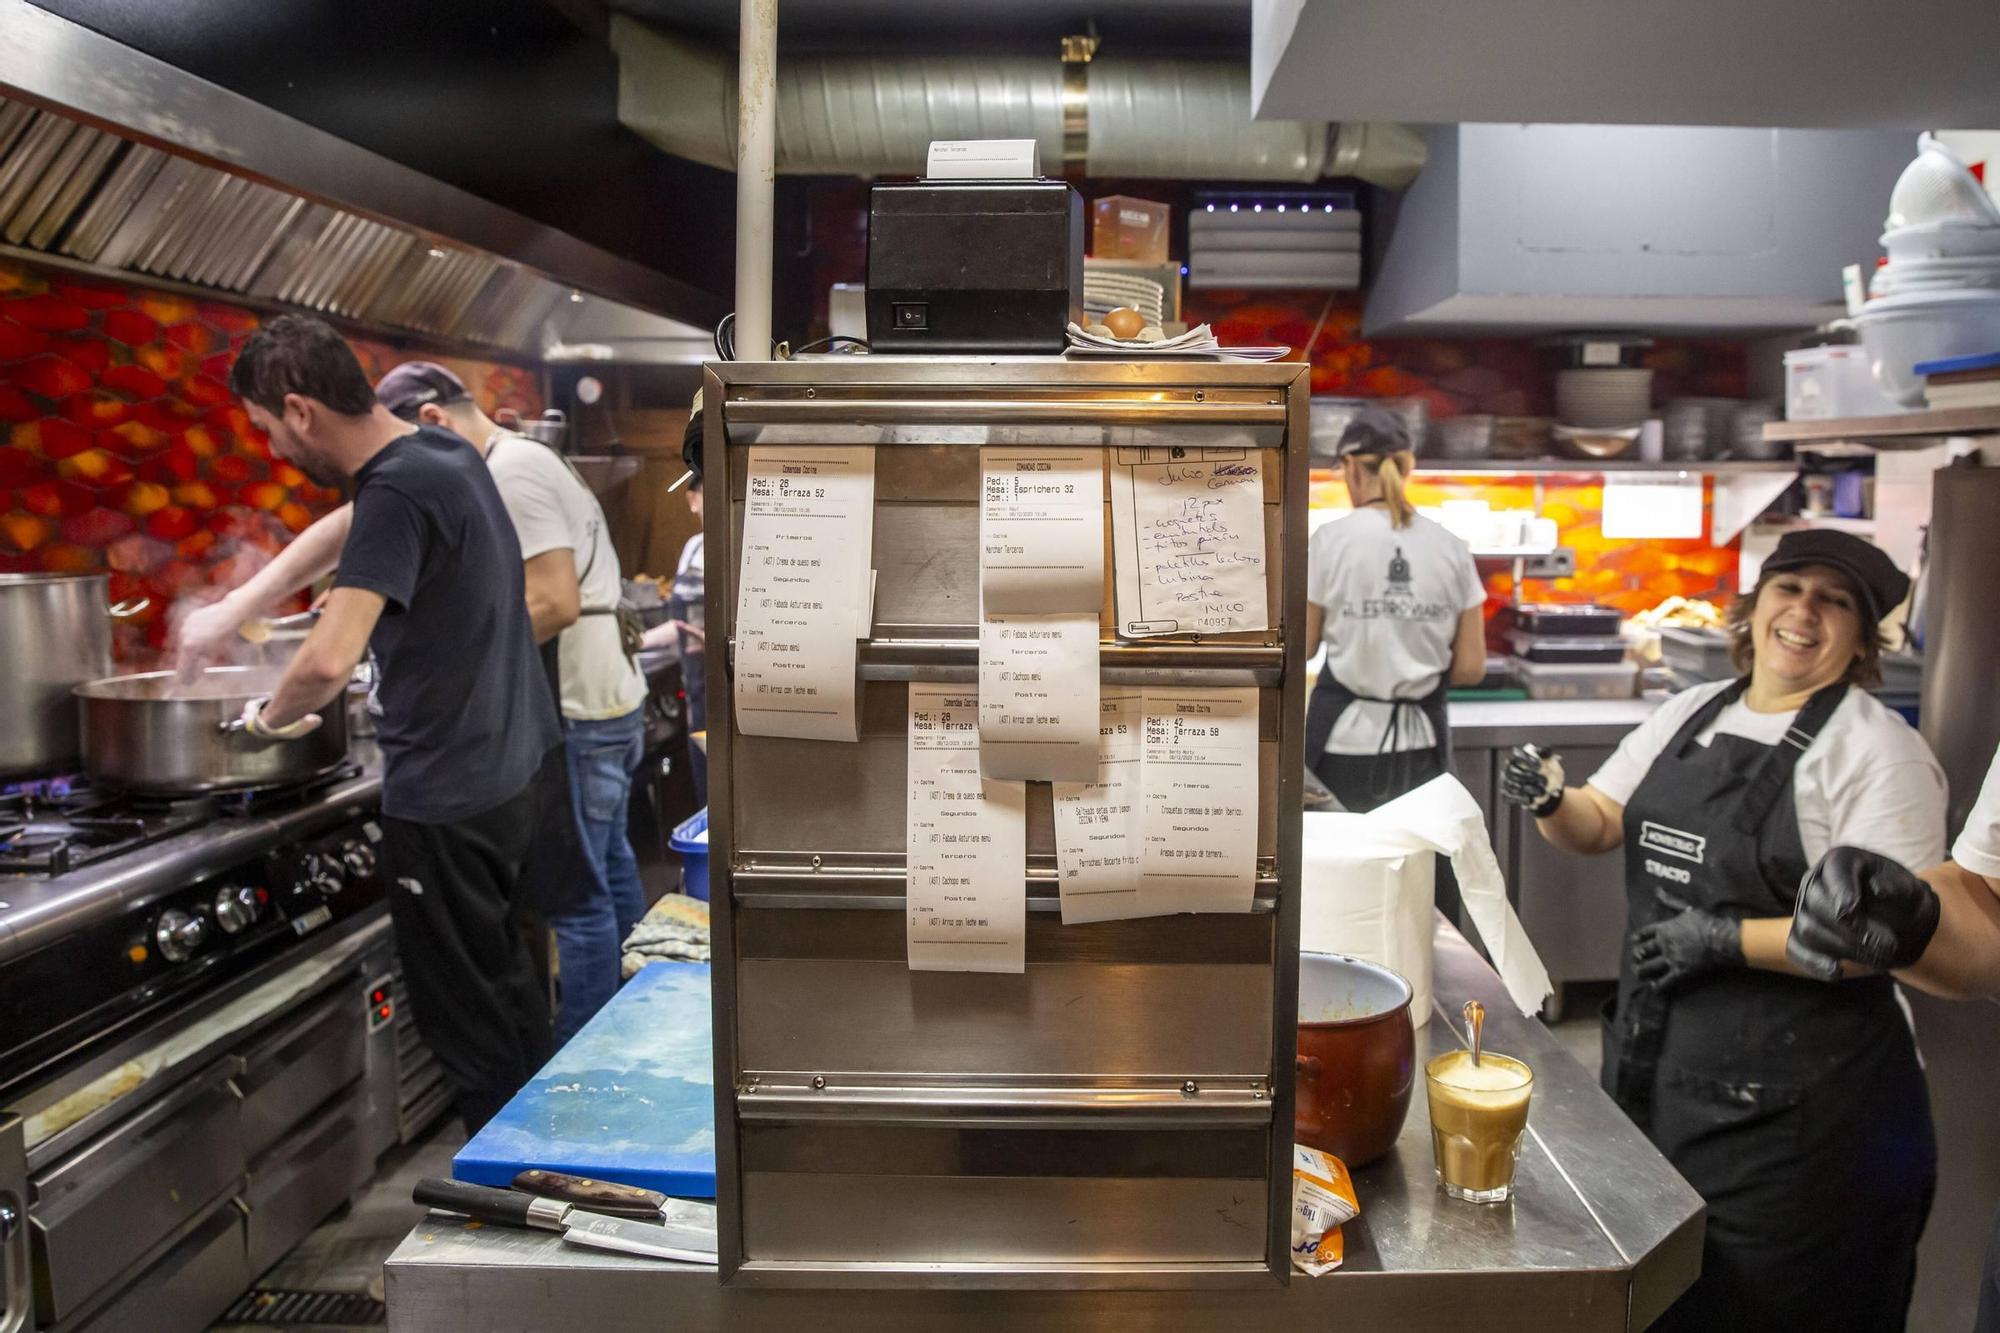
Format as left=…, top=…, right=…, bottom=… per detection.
left=1979, top=1204, right=2000, bottom=1333
left=1312, top=748, right=1464, bottom=925
left=383, top=771, right=555, bottom=1134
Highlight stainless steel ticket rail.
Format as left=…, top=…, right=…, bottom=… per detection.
left=702, top=358, right=1310, bottom=1288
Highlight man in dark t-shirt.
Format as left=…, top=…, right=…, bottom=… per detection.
left=228, top=315, right=561, bottom=1131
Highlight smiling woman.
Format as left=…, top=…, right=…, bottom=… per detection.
left=1726, top=556, right=1889, bottom=692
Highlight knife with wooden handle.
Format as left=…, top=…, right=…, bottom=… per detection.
left=509, top=1169, right=669, bottom=1220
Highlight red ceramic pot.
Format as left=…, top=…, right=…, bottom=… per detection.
left=1295, top=952, right=1416, bottom=1168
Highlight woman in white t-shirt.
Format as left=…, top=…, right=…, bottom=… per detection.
left=1501, top=528, right=1945, bottom=1333
left=1304, top=407, right=1487, bottom=814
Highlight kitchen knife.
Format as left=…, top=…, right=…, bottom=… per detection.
left=509, top=1169, right=674, bottom=1220
left=413, top=1178, right=716, bottom=1263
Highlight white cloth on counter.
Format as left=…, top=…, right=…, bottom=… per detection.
left=1953, top=746, right=2000, bottom=879
left=1307, top=508, right=1484, bottom=755
left=1301, top=774, right=1552, bottom=1019
left=1586, top=678, right=1947, bottom=870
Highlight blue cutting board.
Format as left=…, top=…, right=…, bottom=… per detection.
left=453, top=961, right=716, bottom=1198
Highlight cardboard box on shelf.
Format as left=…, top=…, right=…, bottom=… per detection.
left=1091, top=194, right=1172, bottom=263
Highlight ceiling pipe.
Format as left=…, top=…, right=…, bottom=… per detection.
left=609, top=16, right=1426, bottom=189
left=734, top=0, right=777, bottom=361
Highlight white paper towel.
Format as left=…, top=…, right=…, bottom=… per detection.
left=1299, top=774, right=1553, bottom=1020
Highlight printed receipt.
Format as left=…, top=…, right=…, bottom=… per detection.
left=1053, top=689, right=1144, bottom=923
left=732, top=446, right=875, bottom=742
left=907, top=684, right=1027, bottom=972
left=978, top=448, right=1103, bottom=782
left=1139, top=687, right=1259, bottom=913
left=1109, top=449, right=1268, bottom=638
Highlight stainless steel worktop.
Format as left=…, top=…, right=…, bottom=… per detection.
left=1449, top=697, right=1660, bottom=750
left=384, top=922, right=1704, bottom=1332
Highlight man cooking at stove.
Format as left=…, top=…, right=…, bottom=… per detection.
left=223, top=315, right=561, bottom=1132
left=1500, top=528, right=1945, bottom=1332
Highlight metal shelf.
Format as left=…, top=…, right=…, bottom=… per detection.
left=1763, top=406, right=2000, bottom=444
left=1415, top=458, right=1796, bottom=475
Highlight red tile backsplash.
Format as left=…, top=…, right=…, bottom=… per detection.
left=0, top=257, right=541, bottom=663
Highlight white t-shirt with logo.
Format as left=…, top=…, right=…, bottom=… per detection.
left=1953, top=747, right=2000, bottom=879
left=484, top=432, right=647, bottom=722
left=1308, top=507, right=1486, bottom=754
left=1587, top=678, right=1947, bottom=870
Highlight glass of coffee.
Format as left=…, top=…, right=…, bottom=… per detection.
left=1424, top=1049, right=1534, bottom=1204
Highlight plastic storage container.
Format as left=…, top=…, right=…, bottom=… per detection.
left=1659, top=627, right=1734, bottom=682
left=670, top=807, right=711, bottom=902
left=1092, top=195, right=1171, bottom=263
left=1509, top=631, right=1629, bottom=664
left=1514, top=603, right=1624, bottom=636
left=1784, top=345, right=1908, bottom=420
left=1512, top=659, right=1640, bottom=700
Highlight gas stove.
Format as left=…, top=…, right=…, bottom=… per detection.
left=0, top=765, right=364, bottom=876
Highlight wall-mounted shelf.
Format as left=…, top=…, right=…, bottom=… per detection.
left=1763, top=406, right=2000, bottom=445
left=1415, top=458, right=1797, bottom=476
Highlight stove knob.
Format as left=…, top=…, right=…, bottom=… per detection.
left=154, top=909, right=206, bottom=963
left=212, top=884, right=259, bottom=935
left=299, top=853, right=344, bottom=900
left=339, top=839, right=377, bottom=879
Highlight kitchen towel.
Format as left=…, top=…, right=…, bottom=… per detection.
left=1301, top=775, right=1552, bottom=1020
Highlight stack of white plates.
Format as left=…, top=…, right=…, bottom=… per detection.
left=1083, top=271, right=1165, bottom=325
left=1555, top=368, right=1654, bottom=428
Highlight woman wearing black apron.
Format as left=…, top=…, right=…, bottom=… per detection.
left=1502, top=529, right=1947, bottom=1332
left=1304, top=406, right=1487, bottom=814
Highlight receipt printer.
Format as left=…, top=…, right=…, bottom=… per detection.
left=865, top=179, right=1083, bottom=354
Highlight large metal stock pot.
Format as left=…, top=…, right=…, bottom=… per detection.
left=0, top=572, right=144, bottom=778
left=75, top=666, right=351, bottom=793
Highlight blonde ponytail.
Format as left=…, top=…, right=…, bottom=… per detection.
left=1375, top=450, right=1417, bottom=529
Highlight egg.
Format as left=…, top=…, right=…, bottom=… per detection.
left=1103, top=307, right=1145, bottom=340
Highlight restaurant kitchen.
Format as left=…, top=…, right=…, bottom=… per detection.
left=2, top=1, right=2000, bottom=1331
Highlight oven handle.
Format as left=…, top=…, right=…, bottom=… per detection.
left=0, top=1114, right=28, bottom=1333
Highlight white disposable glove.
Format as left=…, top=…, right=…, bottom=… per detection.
left=239, top=695, right=322, bottom=742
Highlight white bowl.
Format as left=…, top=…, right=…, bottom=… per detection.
left=1853, top=288, right=2000, bottom=406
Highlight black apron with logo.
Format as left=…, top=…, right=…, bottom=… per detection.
left=1604, top=679, right=1935, bottom=1333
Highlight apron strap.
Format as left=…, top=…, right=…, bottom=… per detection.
left=1728, top=681, right=1849, bottom=838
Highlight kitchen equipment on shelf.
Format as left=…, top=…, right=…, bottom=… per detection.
left=1726, top=401, right=1783, bottom=459
left=1295, top=952, right=1416, bottom=1169
left=1508, top=631, right=1629, bottom=665
left=1785, top=345, right=1909, bottom=419
left=0, top=572, right=146, bottom=780
left=1853, top=287, right=2000, bottom=407
left=1555, top=367, right=1654, bottom=428
left=1551, top=422, right=1639, bottom=460
left=1310, top=396, right=1428, bottom=462
left=1515, top=603, right=1624, bottom=636
left=514, top=410, right=570, bottom=451
left=1512, top=658, right=1640, bottom=700
left=1659, top=626, right=1735, bottom=682
left=1884, top=134, right=2000, bottom=232
left=76, top=665, right=352, bottom=793
left=1880, top=221, right=2000, bottom=264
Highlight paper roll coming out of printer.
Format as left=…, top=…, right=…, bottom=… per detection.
left=1300, top=775, right=1553, bottom=1025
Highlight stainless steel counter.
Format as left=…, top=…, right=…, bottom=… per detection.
left=1449, top=697, right=1660, bottom=750
left=384, top=922, right=1703, bottom=1331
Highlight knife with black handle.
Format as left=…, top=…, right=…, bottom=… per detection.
left=413, top=1177, right=716, bottom=1262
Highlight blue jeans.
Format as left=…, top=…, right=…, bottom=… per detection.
left=548, top=706, right=648, bottom=1045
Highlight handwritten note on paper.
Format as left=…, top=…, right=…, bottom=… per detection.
left=979, top=612, right=1099, bottom=782
left=907, top=684, right=1028, bottom=973
left=1139, top=687, right=1259, bottom=914
left=980, top=448, right=1104, bottom=613
left=1053, top=690, right=1145, bottom=923
left=1110, top=450, right=1269, bottom=639
left=732, top=446, right=875, bottom=742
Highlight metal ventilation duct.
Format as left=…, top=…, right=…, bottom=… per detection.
left=609, top=16, right=1427, bottom=188
left=0, top=95, right=576, bottom=355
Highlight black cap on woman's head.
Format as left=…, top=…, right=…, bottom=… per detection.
left=1761, top=528, right=1909, bottom=624
left=1334, top=406, right=1411, bottom=459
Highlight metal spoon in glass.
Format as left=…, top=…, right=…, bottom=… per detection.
left=1462, top=999, right=1486, bottom=1067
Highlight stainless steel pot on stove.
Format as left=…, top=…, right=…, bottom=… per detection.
left=0, top=572, right=147, bottom=778
left=75, top=666, right=351, bottom=793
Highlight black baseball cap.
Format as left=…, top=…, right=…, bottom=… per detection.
left=1761, top=528, right=1910, bottom=624
left=374, top=361, right=470, bottom=420
left=1333, top=405, right=1411, bottom=459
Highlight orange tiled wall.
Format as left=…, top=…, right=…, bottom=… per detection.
left=0, top=258, right=540, bottom=662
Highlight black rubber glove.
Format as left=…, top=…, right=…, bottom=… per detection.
left=1632, top=890, right=1742, bottom=994
left=1501, top=743, right=1565, bottom=817
left=1787, top=845, right=1941, bottom=981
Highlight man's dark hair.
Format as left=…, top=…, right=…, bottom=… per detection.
left=229, top=314, right=377, bottom=418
